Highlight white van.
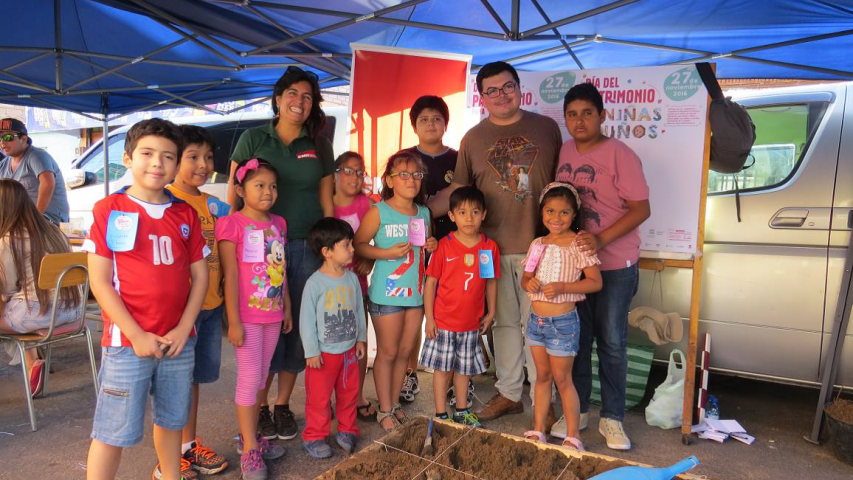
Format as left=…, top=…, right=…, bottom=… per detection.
left=65, top=107, right=349, bottom=227
left=634, top=82, right=853, bottom=387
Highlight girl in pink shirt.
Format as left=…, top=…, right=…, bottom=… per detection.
left=520, top=182, right=602, bottom=451
left=332, top=151, right=376, bottom=421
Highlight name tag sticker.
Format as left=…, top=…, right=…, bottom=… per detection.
left=524, top=243, right=546, bottom=273
left=478, top=249, right=495, bottom=278
left=409, top=218, right=426, bottom=246
left=242, top=229, right=265, bottom=263
left=106, top=211, right=138, bottom=252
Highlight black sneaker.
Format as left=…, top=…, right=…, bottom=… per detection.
left=274, top=404, right=298, bottom=440
left=258, top=405, right=277, bottom=440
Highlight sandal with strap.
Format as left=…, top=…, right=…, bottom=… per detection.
left=523, top=430, right=547, bottom=443
left=391, top=403, right=409, bottom=424
left=377, top=409, right=398, bottom=433
left=357, top=400, right=378, bottom=421
left=561, top=436, right=586, bottom=451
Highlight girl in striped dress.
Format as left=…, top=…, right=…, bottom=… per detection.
left=520, top=182, right=603, bottom=451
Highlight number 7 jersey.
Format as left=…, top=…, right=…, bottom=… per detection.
left=426, top=232, right=501, bottom=332
left=83, top=187, right=207, bottom=347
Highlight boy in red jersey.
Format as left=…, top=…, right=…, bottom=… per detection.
left=421, top=186, right=499, bottom=427
left=82, top=118, right=209, bottom=480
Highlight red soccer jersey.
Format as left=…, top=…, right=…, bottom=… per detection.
left=426, top=233, right=501, bottom=332
left=82, top=187, right=206, bottom=347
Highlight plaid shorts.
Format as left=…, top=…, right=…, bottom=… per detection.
left=419, top=328, right=486, bottom=376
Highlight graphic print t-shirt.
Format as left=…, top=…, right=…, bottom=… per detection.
left=454, top=110, right=562, bottom=254
left=555, top=138, right=649, bottom=270
left=82, top=188, right=206, bottom=347
left=300, top=270, right=368, bottom=358
left=215, top=211, right=288, bottom=323
left=166, top=186, right=224, bottom=310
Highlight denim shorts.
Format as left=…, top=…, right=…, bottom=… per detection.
left=525, top=310, right=580, bottom=357
left=367, top=301, right=421, bottom=317
left=90, top=336, right=196, bottom=447
left=193, top=305, right=224, bottom=384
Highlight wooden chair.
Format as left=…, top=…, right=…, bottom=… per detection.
left=0, top=252, right=98, bottom=431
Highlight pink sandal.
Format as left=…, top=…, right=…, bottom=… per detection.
left=523, top=430, right=547, bottom=443
left=561, top=436, right=585, bottom=451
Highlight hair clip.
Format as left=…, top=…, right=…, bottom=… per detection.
left=540, top=181, right=581, bottom=207
left=236, top=158, right=260, bottom=183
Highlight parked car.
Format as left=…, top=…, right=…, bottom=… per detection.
left=633, top=81, right=853, bottom=387
left=65, top=107, right=349, bottom=227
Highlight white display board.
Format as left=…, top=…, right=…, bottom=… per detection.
left=467, top=65, right=709, bottom=255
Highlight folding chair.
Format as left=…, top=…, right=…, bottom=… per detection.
left=0, top=252, right=97, bottom=431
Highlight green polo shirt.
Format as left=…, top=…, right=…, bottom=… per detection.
left=232, top=121, right=334, bottom=239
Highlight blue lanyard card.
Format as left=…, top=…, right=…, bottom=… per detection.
left=106, top=211, right=139, bottom=252
left=478, top=249, right=495, bottom=278
left=207, top=196, right=231, bottom=218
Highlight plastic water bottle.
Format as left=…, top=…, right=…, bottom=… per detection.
left=707, top=395, right=720, bottom=420
left=588, top=456, right=700, bottom=480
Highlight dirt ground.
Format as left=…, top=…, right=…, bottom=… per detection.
left=1, top=321, right=852, bottom=480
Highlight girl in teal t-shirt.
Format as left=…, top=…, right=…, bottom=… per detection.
left=354, top=150, right=437, bottom=432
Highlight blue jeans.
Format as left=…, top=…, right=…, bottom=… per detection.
left=91, top=337, right=196, bottom=447
left=572, top=263, right=639, bottom=422
left=193, top=305, right=224, bottom=384
left=269, top=238, right=322, bottom=373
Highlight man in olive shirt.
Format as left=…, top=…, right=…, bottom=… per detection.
left=431, top=62, right=562, bottom=422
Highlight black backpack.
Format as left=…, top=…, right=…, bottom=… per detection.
left=696, top=62, right=756, bottom=221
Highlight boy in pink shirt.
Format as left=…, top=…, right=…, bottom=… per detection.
left=553, top=82, right=650, bottom=451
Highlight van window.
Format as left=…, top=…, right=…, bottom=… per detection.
left=79, top=134, right=127, bottom=183
left=708, top=102, right=828, bottom=194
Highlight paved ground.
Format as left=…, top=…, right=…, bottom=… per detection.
left=1, top=321, right=852, bottom=480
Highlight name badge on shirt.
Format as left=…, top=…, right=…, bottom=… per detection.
left=106, top=211, right=138, bottom=252
left=524, top=243, right=546, bottom=273
left=206, top=197, right=231, bottom=218
left=409, top=217, right=426, bottom=246
left=478, top=249, right=495, bottom=278
left=242, top=229, right=264, bottom=263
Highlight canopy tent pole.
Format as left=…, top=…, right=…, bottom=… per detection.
left=477, top=0, right=511, bottom=36
left=102, top=94, right=110, bottom=198
left=53, top=0, right=62, bottom=92
left=511, top=0, right=520, bottom=39
left=528, top=0, right=584, bottom=68
left=519, top=0, right=641, bottom=38
left=246, top=0, right=429, bottom=55
left=806, top=230, right=853, bottom=444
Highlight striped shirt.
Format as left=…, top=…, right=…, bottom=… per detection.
left=522, top=236, right=600, bottom=304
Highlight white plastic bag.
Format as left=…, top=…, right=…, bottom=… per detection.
left=645, top=349, right=685, bottom=429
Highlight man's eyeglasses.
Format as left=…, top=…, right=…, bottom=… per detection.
left=0, top=133, right=22, bottom=141
left=389, top=171, right=425, bottom=181
left=285, top=66, right=319, bottom=83
left=336, top=166, right=365, bottom=177
left=482, top=82, right=518, bottom=98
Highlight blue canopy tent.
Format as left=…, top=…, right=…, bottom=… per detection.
left=2, top=0, right=853, bottom=117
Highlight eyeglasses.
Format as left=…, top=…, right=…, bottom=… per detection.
left=0, top=133, right=23, bottom=141
left=336, top=166, right=365, bottom=177
left=389, top=171, right=425, bottom=181
left=482, top=82, right=518, bottom=98
left=284, top=66, right=319, bottom=83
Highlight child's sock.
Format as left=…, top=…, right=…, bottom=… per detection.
left=181, top=440, right=195, bottom=455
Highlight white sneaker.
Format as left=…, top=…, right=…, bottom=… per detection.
left=599, top=418, right=631, bottom=450
left=550, top=412, right=588, bottom=439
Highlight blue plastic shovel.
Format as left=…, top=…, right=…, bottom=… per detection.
left=588, top=455, right=700, bottom=480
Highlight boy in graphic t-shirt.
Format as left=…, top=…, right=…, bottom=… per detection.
left=553, top=82, right=650, bottom=451
left=420, top=186, right=499, bottom=427
left=83, top=119, right=209, bottom=480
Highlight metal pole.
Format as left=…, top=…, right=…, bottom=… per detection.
left=102, top=94, right=110, bottom=198
left=519, top=0, right=641, bottom=38
left=54, top=0, right=62, bottom=92
left=807, top=231, right=853, bottom=443
left=478, top=0, right=510, bottom=36
left=510, top=0, right=520, bottom=40
left=529, top=0, right=584, bottom=68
